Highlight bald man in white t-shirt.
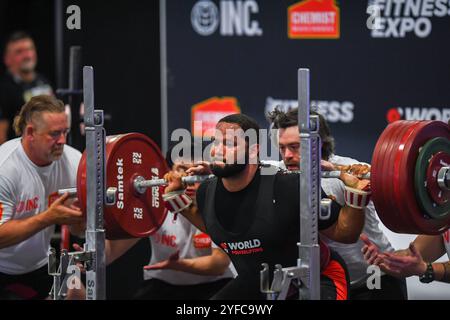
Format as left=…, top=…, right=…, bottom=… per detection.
left=0, top=95, right=83, bottom=299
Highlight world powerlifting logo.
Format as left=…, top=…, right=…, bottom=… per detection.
left=367, top=0, right=450, bottom=38
left=220, top=239, right=263, bottom=255
left=386, top=107, right=450, bottom=123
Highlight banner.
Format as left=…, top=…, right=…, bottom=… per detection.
left=162, top=0, right=450, bottom=163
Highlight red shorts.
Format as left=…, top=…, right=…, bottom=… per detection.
left=320, top=250, right=350, bottom=300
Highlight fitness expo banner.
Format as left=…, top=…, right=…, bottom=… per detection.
left=160, top=0, right=450, bottom=164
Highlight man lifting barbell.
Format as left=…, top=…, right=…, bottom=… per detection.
left=163, top=113, right=372, bottom=300
left=0, top=95, right=83, bottom=300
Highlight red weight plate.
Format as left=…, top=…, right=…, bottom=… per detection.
left=372, top=121, right=407, bottom=231
left=394, top=121, right=431, bottom=234
left=371, top=122, right=393, bottom=226
left=383, top=121, right=419, bottom=233
left=380, top=121, right=418, bottom=233
left=426, top=152, right=450, bottom=206
left=77, top=133, right=169, bottom=239
left=371, top=121, right=400, bottom=230
left=399, top=121, right=450, bottom=235
left=76, top=154, right=87, bottom=212
left=386, top=121, right=417, bottom=232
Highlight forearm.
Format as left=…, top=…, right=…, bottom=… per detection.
left=431, top=262, right=450, bottom=283
left=393, top=248, right=411, bottom=257
left=0, top=212, right=52, bottom=248
left=323, top=206, right=365, bottom=244
left=170, top=251, right=229, bottom=276
left=413, top=235, right=446, bottom=262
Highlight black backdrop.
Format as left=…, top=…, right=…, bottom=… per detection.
left=164, top=0, right=450, bottom=163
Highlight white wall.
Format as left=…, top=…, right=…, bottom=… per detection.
left=378, top=222, right=450, bottom=300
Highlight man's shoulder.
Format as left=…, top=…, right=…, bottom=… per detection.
left=0, top=139, right=23, bottom=183
left=330, top=154, right=368, bottom=165
left=0, top=138, right=21, bottom=165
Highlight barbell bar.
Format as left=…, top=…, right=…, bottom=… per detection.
left=58, top=120, right=450, bottom=239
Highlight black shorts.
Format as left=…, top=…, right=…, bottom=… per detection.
left=0, top=265, right=52, bottom=300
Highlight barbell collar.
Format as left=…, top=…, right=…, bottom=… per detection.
left=437, top=166, right=450, bottom=191
left=133, top=174, right=215, bottom=194
left=58, top=188, right=78, bottom=197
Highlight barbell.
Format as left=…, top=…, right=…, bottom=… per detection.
left=61, top=120, right=450, bottom=239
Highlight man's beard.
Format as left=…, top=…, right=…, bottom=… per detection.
left=211, top=149, right=249, bottom=178
left=211, top=162, right=247, bottom=178
left=49, top=145, right=64, bottom=161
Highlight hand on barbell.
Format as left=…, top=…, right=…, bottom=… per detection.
left=163, top=171, right=187, bottom=193
left=321, top=160, right=371, bottom=191
left=340, top=172, right=371, bottom=191
left=44, top=193, right=84, bottom=226
left=340, top=164, right=371, bottom=178
left=185, top=161, right=213, bottom=176
left=163, top=161, right=213, bottom=193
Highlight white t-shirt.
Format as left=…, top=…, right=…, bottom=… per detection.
left=262, top=157, right=394, bottom=283
left=321, top=155, right=394, bottom=283
left=143, top=213, right=235, bottom=285
left=0, top=138, right=81, bottom=275
left=442, top=229, right=450, bottom=260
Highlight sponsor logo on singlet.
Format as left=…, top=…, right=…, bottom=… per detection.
left=193, top=233, right=212, bottom=249
left=16, top=196, right=39, bottom=214
left=153, top=232, right=177, bottom=248
left=220, top=239, right=263, bottom=255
